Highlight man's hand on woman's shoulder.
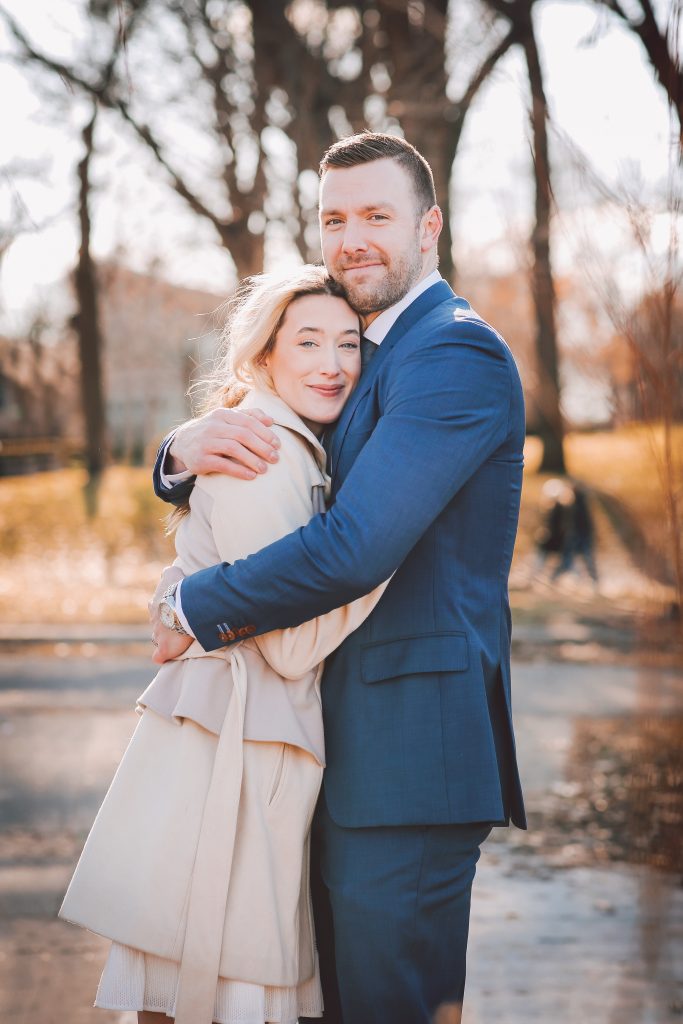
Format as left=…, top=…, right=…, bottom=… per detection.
left=168, top=407, right=281, bottom=480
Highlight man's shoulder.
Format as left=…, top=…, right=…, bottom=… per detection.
left=434, top=293, right=502, bottom=337
left=406, top=292, right=515, bottom=364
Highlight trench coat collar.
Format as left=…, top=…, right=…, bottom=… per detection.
left=240, top=386, right=327, bottom=472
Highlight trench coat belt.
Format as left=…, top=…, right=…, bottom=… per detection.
left=174, top=647, right=248, bottom=1024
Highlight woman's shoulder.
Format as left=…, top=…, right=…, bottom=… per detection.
left=195, top=425, right=317, bottom=501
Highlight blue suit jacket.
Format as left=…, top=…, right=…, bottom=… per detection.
left=154, top=281, right=526, bottom=829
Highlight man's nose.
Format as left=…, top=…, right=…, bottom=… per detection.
left=340, top=220, right=369, bottom=254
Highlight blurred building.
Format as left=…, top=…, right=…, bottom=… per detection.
left=97, top=263, right=225, bottom=461
left=456, top=267, right=541, bottom=430
left=0, top=332, right=80, bottom=474
left=457, top=267, right=615, bottom=430
left=0, top=265, right=226, bottom=474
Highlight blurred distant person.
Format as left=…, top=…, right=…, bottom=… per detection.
left=535, top=479, right=598, bottom=583
left=558, top=483, right=599, bottom=583
left=535, top=478, right=573, bottom=573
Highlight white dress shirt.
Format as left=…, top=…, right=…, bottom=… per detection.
left=363, top=269, right=442, bottom=345
left=169, top=269, right=444, bottom=637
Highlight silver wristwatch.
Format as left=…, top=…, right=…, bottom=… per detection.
left=158, top=583, right=190, bottom=636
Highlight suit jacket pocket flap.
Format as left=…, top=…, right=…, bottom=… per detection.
left=360, top=632, right=469, bottom=684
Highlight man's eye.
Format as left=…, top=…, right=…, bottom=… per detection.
left=325, top=218, right=343, bottom=227
left=369, top=214, right=388, bottom=221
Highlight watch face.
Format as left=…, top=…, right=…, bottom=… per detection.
left=159, top=602, right=175, bottom=629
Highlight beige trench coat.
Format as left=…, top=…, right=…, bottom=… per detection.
left=59, top=388, right=388, bottom=1024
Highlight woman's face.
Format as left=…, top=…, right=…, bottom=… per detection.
left=263, top=293, right=361, bottom=435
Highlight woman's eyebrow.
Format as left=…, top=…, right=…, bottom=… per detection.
left=296, top=326, right=360, bottom=338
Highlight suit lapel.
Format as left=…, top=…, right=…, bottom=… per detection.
left=328, top=280, right=455, bottom=476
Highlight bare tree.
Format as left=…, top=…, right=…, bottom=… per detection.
left=360, top=1, right=517, bottom=282
left=478, top=0, right=566, bottom=470
left=1, top=0, right=150, bottom=496
left=567, top=132, right=683, bottom=619
left=597, top=0, right=683, bottom=149
left=0, top=160, right=59, bottom=280
left=607, top=277, right=683, bottom=619
left=1, top=1, right=515, bottom=284
left=520, top=0, right=565, bottom=471
left=73, top=106, right=107, bottom=483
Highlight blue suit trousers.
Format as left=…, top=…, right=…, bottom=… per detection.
left=303, top=798, right=492, bottom=1023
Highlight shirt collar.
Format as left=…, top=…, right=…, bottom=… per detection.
left=363, top=270, right=443, bottom=345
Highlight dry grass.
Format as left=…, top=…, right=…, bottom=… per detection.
left=519, top=425, right=679, bottom=571
left=0, top=425, right=676, bottom=625
left=0, top=467, right=174, bottom=624
left=567, top=424, right=680, bottom=574
left=0, top=466, right=173, bottom=560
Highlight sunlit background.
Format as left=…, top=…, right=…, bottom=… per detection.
left=0, top=2, right=681, bottom=1022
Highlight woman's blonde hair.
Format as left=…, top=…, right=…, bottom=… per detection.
left=194, top=263, right=349, bottom=414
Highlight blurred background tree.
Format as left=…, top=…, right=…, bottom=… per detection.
left=0, top=0, right=680, bottom=582
left=2, top=0, right=152, bottom=495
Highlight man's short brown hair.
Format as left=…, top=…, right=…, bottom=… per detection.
left=319, top=132, right=437, bottom=217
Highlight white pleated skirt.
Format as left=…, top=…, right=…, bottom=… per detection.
left=95, top=940, right=323, bottom=1023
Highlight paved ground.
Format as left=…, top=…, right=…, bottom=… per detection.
left=0, top=643, right=681, bottom=1023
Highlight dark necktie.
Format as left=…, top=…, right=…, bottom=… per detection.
left=360, top=335, right=377, bottom=373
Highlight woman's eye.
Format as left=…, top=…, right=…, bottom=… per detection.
left=340, top=342, right=360, bottom=350
left=300, top=339, right=317, bottom=348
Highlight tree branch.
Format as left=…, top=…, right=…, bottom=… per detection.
left=0, top=5, right=236, bottom=240
left=600, top=0, right=682, bottom=147
left=113, top=98, right=237, bottom=237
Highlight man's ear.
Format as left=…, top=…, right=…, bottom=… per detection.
left=420, top=205, right=443, bottom=254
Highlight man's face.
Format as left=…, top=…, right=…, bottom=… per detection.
left=319, top=158, right=425, bottom=319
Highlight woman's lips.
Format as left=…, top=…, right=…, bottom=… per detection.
left=308, top=384, right=345, bottom=398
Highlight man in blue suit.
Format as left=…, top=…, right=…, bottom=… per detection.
left=152, top=133, right=526, bottom=1023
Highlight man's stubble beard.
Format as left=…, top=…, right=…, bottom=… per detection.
left=332, top=240, right=424, bottom=316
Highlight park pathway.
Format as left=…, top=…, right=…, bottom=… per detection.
left=0, top=643, right=681, bottom=1023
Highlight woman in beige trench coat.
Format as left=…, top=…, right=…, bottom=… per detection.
left=59, top=266, right=390, bottom=1024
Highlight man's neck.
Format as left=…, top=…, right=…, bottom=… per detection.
left=362, top=269, right=443, bottom=345
left=362, top=264, right=438, bottom=330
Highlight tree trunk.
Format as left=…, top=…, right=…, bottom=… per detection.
left=416, top=123, right=457, bottom=284
left=521, top=2, right=565, bottom=473
left=74, top=108, right=108, bottom=487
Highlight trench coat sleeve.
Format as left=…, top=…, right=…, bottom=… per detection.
left=253, top=583, right=389, bottom=679
left=201, top=429, right=388, bottom=678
